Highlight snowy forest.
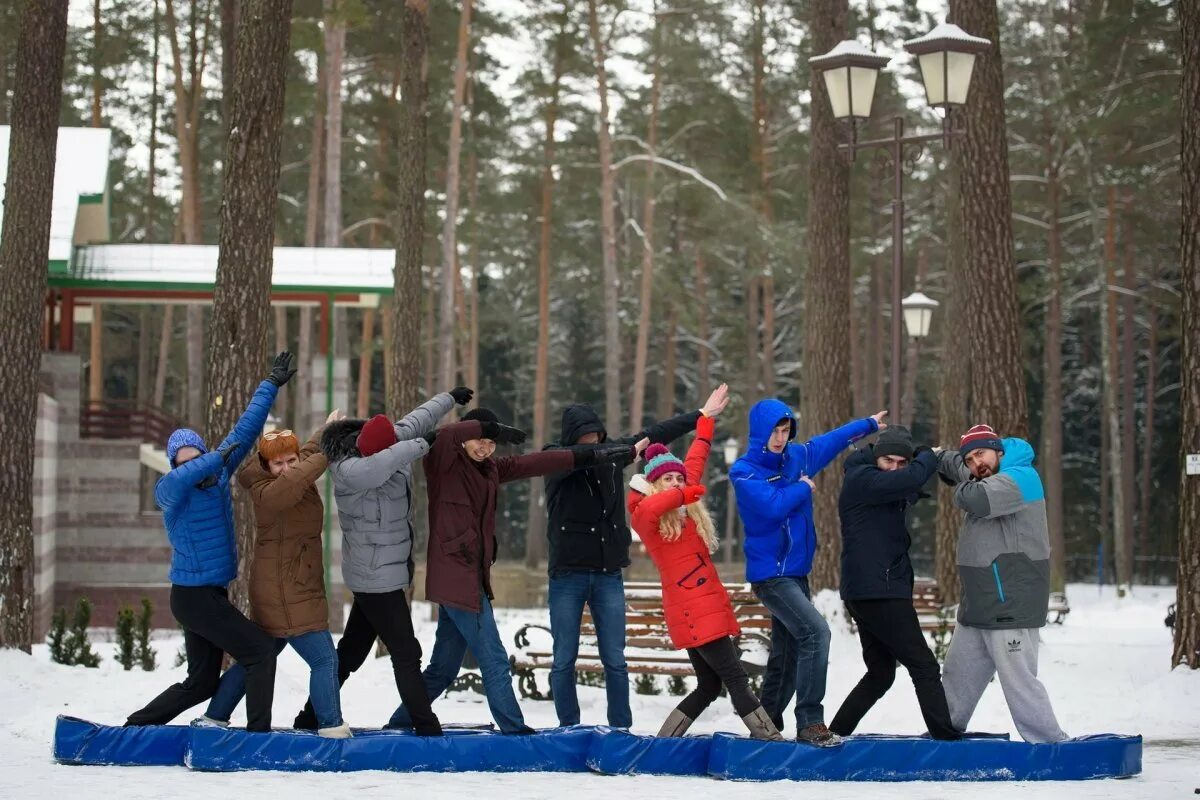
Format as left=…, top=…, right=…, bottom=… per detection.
left=0, top=0, right=1188, bottom=596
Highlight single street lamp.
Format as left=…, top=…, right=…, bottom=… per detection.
left=809, top=21, right=990, bottom=423
left=901, top=291, right=940, bottom=339
left=722, top=435, right=740, bottom=564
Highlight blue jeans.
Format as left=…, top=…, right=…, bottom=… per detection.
left=752, top=576, right=831, bottom=730
left=206, top=629, right=343, bottom=728
left=548, top=570, right=631, bottom=728
left=388, top=590, right=530, bottom=734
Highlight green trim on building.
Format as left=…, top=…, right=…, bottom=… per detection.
left=78, top=193, right=105, bottom=205
left=46, top=276, right=393, bottom=296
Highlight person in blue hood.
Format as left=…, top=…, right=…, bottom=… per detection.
left=730, top=398, right=884, bottom=746
left=124, top=352, right=295, bottom=733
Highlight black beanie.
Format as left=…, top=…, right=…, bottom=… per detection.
left=874, top=426, right=914, bottom=460
left=463, top=407, right=500, bottom=425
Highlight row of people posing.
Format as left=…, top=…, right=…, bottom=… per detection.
left=124, top=352, right=1065, bottom=746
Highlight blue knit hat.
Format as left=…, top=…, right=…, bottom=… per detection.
left=167, top=428, right=208, bottom=467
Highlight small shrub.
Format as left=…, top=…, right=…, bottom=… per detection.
left=115, top=605, right=136, bottom=670
left=634, top=673, right=660, bottom=696
left=67, top=598, right=101, bottom=668
left=136, top=598, right=157, bottom=671
left=931, top=610, right=953, bottom=666
left=47, top=607, right=69, bottom=664
left=576, top=670, right=606, bottom=688
left=667, top=674, right=689, bottom=696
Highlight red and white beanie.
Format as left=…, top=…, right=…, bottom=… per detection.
left=958, top=424, right=1004, bottom=457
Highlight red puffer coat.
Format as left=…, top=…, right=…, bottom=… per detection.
left=627, top=414, right=740, bottom=650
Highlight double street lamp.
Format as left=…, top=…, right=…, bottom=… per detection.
left=810, top=23, right=990, bottom=423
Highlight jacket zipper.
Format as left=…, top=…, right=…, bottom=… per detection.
left=992, top=562, right=1006, bottom=603
left=778, top=518, right=793, bottom=576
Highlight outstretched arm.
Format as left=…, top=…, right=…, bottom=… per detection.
left=155, top=451, right=225, bottom=508
left=213, top=380, right=280, bottom=475
left=683, top=415, right=715, bottom=486
left=788, top=416, right=879, bottom=479
left=332, top=439, right=430, bottom=490
left=850, top=449, right=938, bottom=505
left=393, top=392, right=456, bottom=441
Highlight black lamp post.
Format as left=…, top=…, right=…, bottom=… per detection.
left=809, top=23, right=989, bottom=422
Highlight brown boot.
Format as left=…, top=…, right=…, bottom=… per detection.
left=741, top=706, right=785, bottom=741
left=796, top=722, right=843, bottom=747
left=655, top=708, right=694, bottom=738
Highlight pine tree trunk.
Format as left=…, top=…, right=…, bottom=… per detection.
left=356, top=309, right=375, bottom=418
left=138, top=308, right=153, bottom=404
left=274, top=306, right=289, bottom=425
left=1042, top=143, right=1066, bottom=593
left=300, top=50, right=326, bottom=430
left=1139, top=255, right=1157, bottom=558
left=146, top=0, right=160, bottom=241
left=586, top=0, right=622, bottom=429
left=390, top=0, right=429, bottom=416
left=437, top=0, right=473, bottom=399
left=0, top=0, right=69, bottom=652
left=1120, top=191, right=1137, bottom=581
left=1174, top=0, right=1200, bottom=668
left=153, top=305, right=173, bottom=408
left=751, top=0, right=775, bottom=396
left=323, top=0, right=344, bottom=248
left=659, top=299, right=677, bottom=419
left=899, top=246, right=928, bottom=428
left=466, top=148, right=479, bottom=406
left=935, top=156, right=969, bottom=605
left=525, top=10, right=566, bottom=570
left=220, top=0, right=237, bottom=130
left=1103, top=185, right=1129, bottom=592
left=694, top=248, right=711, bottom=399
left=204, top=0, right=294, bottom=615
left=92, top=0, right=103, bottom=126
left=948, top=0, right=1027, bottom=437
left=804, top=0, right=852, bottom=592
left=89, top=304, right=104, bottom=402
left=629, top=3, right=661, bottom=433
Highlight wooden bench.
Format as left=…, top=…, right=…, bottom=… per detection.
left=508, top=581, right=773, bottom=700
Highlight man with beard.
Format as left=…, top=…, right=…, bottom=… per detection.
left=936, top=424, right=1068, bottom=743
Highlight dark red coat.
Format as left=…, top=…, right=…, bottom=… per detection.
left=627, top=415, right=740, bottom=649
left=424, top=420, right=574, bottom=612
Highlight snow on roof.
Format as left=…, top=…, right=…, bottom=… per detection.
left=903, top=23, right=992, bottom=52
left=808, top=39, right=892, bottom=69
left=69, top=243, right=397, bottom=293
left=0, top=126, right=111, bottom=263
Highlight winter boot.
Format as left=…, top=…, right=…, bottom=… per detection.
left=741, top=706, right=785, bottom=741
left=318, top=723, right=353, bottom=739
left=796, top=722, right=843, bottom=748
left=655, top=708, right=695, bottom=738
left=191, top=715, right=229, bottom=729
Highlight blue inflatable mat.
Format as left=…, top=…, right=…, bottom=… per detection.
left=54, top=715, right=190, bottom=767
left=187, top=724, right=600, bottom=773
left=707, top=732, right=1142, bottom=782
left=586, top=728, right=712, bottom=776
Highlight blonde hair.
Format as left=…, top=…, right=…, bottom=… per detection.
left=647, top=477, right=719, bottom=553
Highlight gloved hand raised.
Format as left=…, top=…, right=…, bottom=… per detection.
left=449, top=386, right=474, bottom=406
left=218, top=441, right=240, bottom=464
left=267, top=351, right=298, bottom=387
left=569, top=442, right=637, bottom=468
left=480, top=421, right=527, bottom=446
left=681, top=485, right=707, bottom=504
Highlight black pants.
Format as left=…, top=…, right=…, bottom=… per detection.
left=676, top=636, right=761, bottom=720
left=830, top=598, right=960, bottom=740
left=294, top=589, right=442, bottom=735
left=125, top=585, right=277, bottom=731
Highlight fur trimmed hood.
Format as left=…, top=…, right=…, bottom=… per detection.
left=629, top=473, right=653, bottom=495
left=321, top=418, right=367, bottom=462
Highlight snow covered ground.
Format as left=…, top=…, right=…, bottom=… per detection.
left=1, top=583, right=1195, bottom=798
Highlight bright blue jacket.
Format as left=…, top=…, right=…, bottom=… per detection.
left=157, top=380, right=278, bottom=586
left=731, top=398, right=877, bottom=583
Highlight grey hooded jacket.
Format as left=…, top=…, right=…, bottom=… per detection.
left=321, top=393, right=455, bottom=594
left=937, top=437, right=1051, bottom=630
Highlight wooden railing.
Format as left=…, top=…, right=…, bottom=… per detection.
left=80, top=401, right=183, bottom=446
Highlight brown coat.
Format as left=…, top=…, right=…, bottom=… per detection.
left=424, top=420, right=575, bottom=612
left=240, top=437, right=330, bottom=638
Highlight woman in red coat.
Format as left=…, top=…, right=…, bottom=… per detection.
left=628, top=384, right=783, bottom=741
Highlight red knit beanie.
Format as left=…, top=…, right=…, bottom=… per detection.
left=356, top=414, right=397, bottom=457
left=643, top=443, right=685, bottom=483
left=959, top=424, right=1003, bottom=457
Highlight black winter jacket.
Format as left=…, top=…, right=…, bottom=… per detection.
left=544, top=404, right=701, bottom=575
left=838, top=446, right=939, bottom=600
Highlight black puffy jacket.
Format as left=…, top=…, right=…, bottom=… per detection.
left=544, top=404, right=700, bottom=575
left=838, top=446, right=938, bottom=600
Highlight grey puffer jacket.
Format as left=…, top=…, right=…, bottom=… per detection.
left=322, top=393, right=455, bottom=594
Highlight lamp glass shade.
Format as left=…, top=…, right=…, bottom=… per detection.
left=901, top=291, right=940, bottom=338
left=918, top=50, right=978, bottom=106
left=723, top=437, right=740, bottom=466
left=820, top=64, right=880, bottom=119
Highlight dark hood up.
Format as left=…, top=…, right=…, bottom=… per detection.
left=559, top=403, right=607, bottom=445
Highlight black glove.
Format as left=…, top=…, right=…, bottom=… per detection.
left=422, top=429, right=438, bottom=446
left=449, top=386, right=474, bottom=406
left=267, top=351, right=298, bottom=387
left=218, top=441, right=240, bottom=464
left=479, top=421, right=527, bottom=446
left=913, top=446, right=934, bottom=459
left=569, top=443, right=635, bottom=469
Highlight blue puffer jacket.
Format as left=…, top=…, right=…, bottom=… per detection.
left=731, top=398, right=877, bottom=583
left=156, top=380, right=278, bottom=587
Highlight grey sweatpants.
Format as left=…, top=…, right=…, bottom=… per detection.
left=941, top=624, right=1068, bottom=743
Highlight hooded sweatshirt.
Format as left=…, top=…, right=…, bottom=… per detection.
left=937, top=438, right=1051, bottom=629
left=542, top=404, right=700, bottom=574
left=730, top=398, right=877, bottom=584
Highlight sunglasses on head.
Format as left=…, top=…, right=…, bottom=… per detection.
left=263, top=429, right=294, bottom=441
